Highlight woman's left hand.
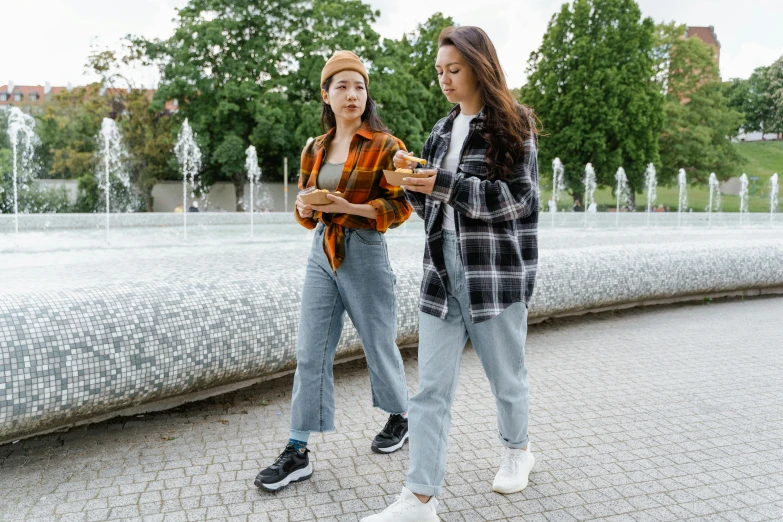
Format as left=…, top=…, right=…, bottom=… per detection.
left=311, top=193, right=354, bottom=214
left=402, top=169, right=437, bottom=195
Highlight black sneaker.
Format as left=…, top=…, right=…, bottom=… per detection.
left=371, top=414, right=409, bottom=454
left=254, top=444, right=313, bottom=491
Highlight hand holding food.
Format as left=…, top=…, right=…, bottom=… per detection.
left=393, top=150, right=418, bottom=170
left=386, top=151, right=434, bottom=186
left=400, top=169, right=438, bottom=195
left=311, top=192, right=355, bottom=214
left=298, top=187, right=345, bottom=205
left=296, top=195, right=314, bottom=218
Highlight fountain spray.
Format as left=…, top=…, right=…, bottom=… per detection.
left=677, top=168, right=687, bottom=227
left=246, top=145, right=262, bottom=238
left=175, top=119, right=202, bottom=240
left=615, top=167, right=628, bottom=227
left=5, top=107, right=38, bottom=243
left=551, top=158, right=565, bottom=227
left=583, top=163, right=596, bottom=227
left=644, top=163, right=656, bottom=226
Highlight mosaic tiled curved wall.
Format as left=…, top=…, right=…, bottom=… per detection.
left=2, top=239, right=782, bottom=443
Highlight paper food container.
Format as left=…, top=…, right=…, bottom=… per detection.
left=299, top=190, right=344, bottom=205
left=383, top=170, right=435, bottom=187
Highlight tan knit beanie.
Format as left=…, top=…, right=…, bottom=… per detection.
left=320, top=51, right=370, bottom=88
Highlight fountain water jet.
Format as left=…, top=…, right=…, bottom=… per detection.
left=644, top=163, right=657, bottom=226
left=175, top=120, right=202, bottom=240
left=614, top=167, right=629, bottom=227
left=245, top=145, right=262, bottom=238
left=677, top=168, right=687, bottom=227
left=739, top=173, right=749, bottom=226
left=5, top=107, right=38, bottom=243
left=551, top=158, right=565, bottom=227
left=583, top=163, right=596, bottom=227
left=708, top=173, right=720, bottom=227
left=770, top=173, right=779, bottom=226
left=96, top=118, right=129, bottom=245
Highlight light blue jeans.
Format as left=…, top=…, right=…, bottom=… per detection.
left=290, top=223, right=408, bottom=433
left=406, top=230, right=530, bottom=497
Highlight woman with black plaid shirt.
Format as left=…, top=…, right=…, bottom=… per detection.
left=363, top=26, right=540, bottom=522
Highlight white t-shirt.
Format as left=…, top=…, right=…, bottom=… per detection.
left=441, top=112, right=477, bottom=231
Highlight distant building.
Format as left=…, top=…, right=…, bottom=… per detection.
left=0, top=82, right=69, bottom=112
left=735, top=131, right=782, bottom=142
left=0, top=81, right=178, bottom=114
left=685, top=26, right=721, bottom=71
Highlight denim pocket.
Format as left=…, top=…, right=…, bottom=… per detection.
left=351, top=228, right=383, bottom=245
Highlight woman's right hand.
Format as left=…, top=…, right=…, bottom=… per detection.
left=296, top=195, right=314, bottom=218
left=393, top=150, right=417, bottom=170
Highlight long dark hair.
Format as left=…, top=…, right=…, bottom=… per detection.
left=320, top=75, right=389, bottom=134
left=438, top=26, right=538, bottom=180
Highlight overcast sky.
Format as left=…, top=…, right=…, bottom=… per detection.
left=4, top=0, right=782, bottom=89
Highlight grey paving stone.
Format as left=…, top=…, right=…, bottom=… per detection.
left=2, top=298, right=783, bottom=521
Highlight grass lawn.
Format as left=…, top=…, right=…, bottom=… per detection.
left=542, top=140, right=783, bottom=213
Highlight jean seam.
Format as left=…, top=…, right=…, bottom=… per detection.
left=426, top=333, right=458, bottom=496
left=382, top=239, right=403, bottom=378
left=319, top=291, right=341, bottom=431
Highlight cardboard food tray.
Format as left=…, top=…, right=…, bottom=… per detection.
left=299, top=190, right=344, bottom=205
left=383, top=170, right=435, bottom=187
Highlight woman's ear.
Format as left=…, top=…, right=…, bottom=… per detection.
left=321, top=88, right=329, bottom=105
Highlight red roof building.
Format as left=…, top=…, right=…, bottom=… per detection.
left=0, top=83, right=68, bottom=109
left=0, top=82, right=177, bottom=113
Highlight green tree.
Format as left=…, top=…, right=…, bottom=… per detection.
left=370, top=37, right=430, bottom=154
left=724, top=66, right=780, bottom=135
left=139, top=0, right=380, bottom=210
left=406, top=13, right=456, bottom=133
left=657, top=24, right=743, bottom=183
left=116, top=90, right=178, bottom=212
left=0, top=110, right=72, bottom=214
left=522, top=0, right=663, bottom=208
left=34, top=85, right=111, bottom=180
left=86, top=48, right=179, bottom=212
left=0, top=111, right=13, bottom=212
left=768, top=55, right=783, bottom=133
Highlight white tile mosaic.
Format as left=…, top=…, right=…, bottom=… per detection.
left=1, top=225, right=781, bottom=443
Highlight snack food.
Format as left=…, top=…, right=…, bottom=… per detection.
left=402, top=154, right=427, bottom=165
left=383, top=169, right=435, bottom=187
left=298, top=188, right=345, bottom=205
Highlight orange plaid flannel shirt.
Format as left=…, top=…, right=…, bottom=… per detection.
left=295, top=121, right=413, bottom=271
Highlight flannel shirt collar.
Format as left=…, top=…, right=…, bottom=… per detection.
left=436, top=104, right=487, bottom=138
left=314, top=120, right=374, bottom=149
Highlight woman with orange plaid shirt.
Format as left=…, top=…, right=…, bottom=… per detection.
left=254, top=51, right=413, bottom=492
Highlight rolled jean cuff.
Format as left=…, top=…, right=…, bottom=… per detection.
left=375, top=403, right=409, bottom=416
left=289, top=430, right=311, bottom=443
left=498, top=432, right=530, bottom=450
left=405, top=480, right=441, bottom=498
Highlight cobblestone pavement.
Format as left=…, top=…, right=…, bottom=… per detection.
left=1, top=297, right=782, bottom=522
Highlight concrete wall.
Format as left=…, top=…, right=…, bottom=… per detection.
left=735, top=131, right=782, bottom=142
left=32, top=180, right=299, bottom=213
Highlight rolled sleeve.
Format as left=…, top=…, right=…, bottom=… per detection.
left=368, top=180, right=413, bottom=232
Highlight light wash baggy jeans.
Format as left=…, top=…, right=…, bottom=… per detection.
left=290, top=223, right=409, bottom=433
left=406, top=229, right=531, bottom=497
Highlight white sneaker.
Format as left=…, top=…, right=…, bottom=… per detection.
left=492, top=444, right=535, bottom=494
left=360, top=486, right=439, bottom=522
